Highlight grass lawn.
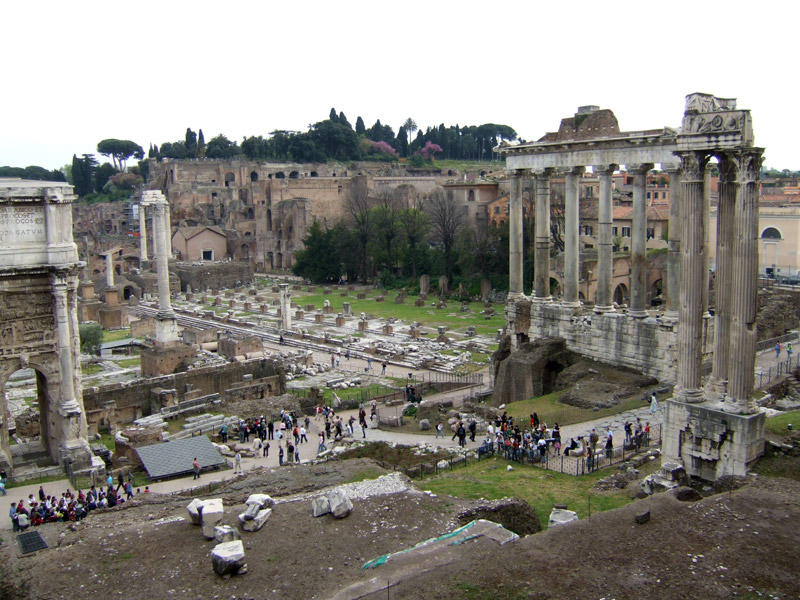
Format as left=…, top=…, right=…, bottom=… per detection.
left=102, top=329, right=131, bottom=343
left=82, top=363, right=104, bottom=376
left=422, top=456, right=639, bottom=529
left=116, top=357, right=141, bottom=369
left=502, top=391, right=649, bottom=428
left=764, top=409, right=800, bottom=436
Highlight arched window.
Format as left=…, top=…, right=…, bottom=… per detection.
left=224, top=172, right=235, bottom=187
left=250, top=171, right=259, bottom=182
left=761, top=227, right=782, bottom=239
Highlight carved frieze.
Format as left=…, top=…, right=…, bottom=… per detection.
left=0, top=292, right=55, bottom=354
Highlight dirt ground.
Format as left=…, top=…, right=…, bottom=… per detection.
left=2, top=458, right=799, bottom=600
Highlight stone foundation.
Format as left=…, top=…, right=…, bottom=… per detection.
left=140, top=342, right=198, bottom=377
left=663, top=399, right=765, bottom=480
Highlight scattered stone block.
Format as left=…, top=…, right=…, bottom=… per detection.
left=242, top=502, right=260, bottom=521
left=312, top=496, right=330, bottom=517
left=437, top=460, right=449, bottom=469
left=328, top=488, right=353, bottom=519
left=201, top=498, right=225, bottom=539
left=211, top=540, right=247, bottom=577
left=214, top=525, right=241, bottom=543
left=239, top=508, right=272, bottom=532
left=419, top=419, right=431, bottom=431
left=548, top=508, right=579, bottom=528
left=634, top=510, right=651, bottom=525
left=673, top=487, right=703, bottom=502
left=186, top=498, right=204, bottom=525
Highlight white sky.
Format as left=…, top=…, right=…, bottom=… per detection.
left=2, top=0, right=796, bottom=171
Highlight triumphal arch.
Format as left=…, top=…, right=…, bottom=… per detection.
left=498, top=94, right=764, bottom=479
left=0, top=180, right=95, bottom=474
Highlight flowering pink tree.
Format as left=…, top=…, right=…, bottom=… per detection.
left=362, top=139, right=398, bottom=157
left=419, top=141, right=443, bottom=162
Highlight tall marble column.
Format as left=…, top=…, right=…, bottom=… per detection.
left=279, top=283, right=292, bottom=331
left=706, top=157, right=736, bottom=399
left=52, top=275, right=80, bottom=413
left=139, top=203, right=148, bottom=262
left=508, top=169, right=525, bottom=300
left=165, top=202, right=173, bottom=257
left=594, top=165, right=616, bottom=312
left=152, top=198, right=179, bottom=344
left=664, top=167, right=682, bottom=319
left=533, top=168, right=553, bottom=302
left=629, top=164, right=653, bottom=317
left=675, top=151, right=708, bottom=403
left=563, top=167, right=583, bottom=307
left=105, top=253, right=115, bottom=288
left=727, top=149, right=764, bottom=414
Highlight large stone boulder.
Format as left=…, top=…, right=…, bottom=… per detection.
left=186, top=498, right=204, bottom=525
left=239, top=508, right=272, bottom=532
left=201, top=499, right=225, bottom=539
left=245, top=493, right=274, bottom=509
left=328, top=488, right=353, bottom=519
left=211, top=540, right=247, bottom=576
left=312, top=495, right=330, bottom=517
left=548, top=508, right=579, bottom=528
left=214, top=525, right=241, bottom=543
left=456, top=497, right=541, bottom=536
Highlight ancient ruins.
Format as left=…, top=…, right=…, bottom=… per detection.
left=0, top=180, right=100, bottom=475
left=498, top=93, right=765, bottom=479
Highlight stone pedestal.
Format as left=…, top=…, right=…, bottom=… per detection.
left=243, top=302, right=251, bottom=311
left=335, top=314, right=345, bottom=326
left=295, top=310, right=304, bottom=320
left=357, top=292, right=366, bottom=300
left=415, top=298, right=425, bottom=307
left=358, top=321, right=368, bottom=332
left=382, top=324, right=393, bottom=335
left=342, top=302, right=351, bottom=315
left=314, top=313, right=324, bottom=324
left=305, top=304, right=315, bottom=312
left=663, top=399, right=764, bottom=480
left=323, top=305, right=333, bottom=314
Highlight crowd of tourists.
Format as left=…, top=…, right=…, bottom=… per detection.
left=8, top=477, right=150, bottom=532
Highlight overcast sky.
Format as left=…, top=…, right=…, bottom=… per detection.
left=2, top=1, right=795, bottom=171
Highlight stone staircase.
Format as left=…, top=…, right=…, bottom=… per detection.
left=778, top=374, right=800, bottom=410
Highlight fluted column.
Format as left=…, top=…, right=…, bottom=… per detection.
left=153, top=201, right=173, bottom=317
left=664, top=167, right=682, bottom=319
left=533, top=168, right=553, bottom=302
left=706, top=159, right=736, bottom=399
left=165, top=201, right=173, bottom=257
left=675, top=151, right=708, bottom=403
left=563, top=167, right=583, bottom=307
left=595, top=165, right=616, bottom=312
left=508, top=169, right=525, bottom=300
left=703, top=164, right=712, bottom=317
left=629, top=164, right=653, bottom=317
left=52, top=275, right=80, bottom=413
left=727, top=149, right=764, bottom=413
left=139, top=203, right=148, bottom=262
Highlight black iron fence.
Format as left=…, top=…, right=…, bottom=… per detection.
left=756, top=354, right=800, bottom=389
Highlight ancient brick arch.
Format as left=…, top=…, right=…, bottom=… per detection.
left=0, top=181, right=95, bottom=476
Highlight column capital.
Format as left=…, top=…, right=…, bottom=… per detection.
left=565, top=166, right=585, bottom=176
left=675, top=151, right=710, bottom=182
left=593, top=164, right=618, bottom=175
left=718, top=149, right=764, bottom=184
left=505, top=168, right=530, bottom=178
left=627, top=163, right=655, bottom=173
left=532, top=167, right=555, bottom=178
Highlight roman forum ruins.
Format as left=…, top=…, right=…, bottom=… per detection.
left=499, top=93, right=765, bottom=479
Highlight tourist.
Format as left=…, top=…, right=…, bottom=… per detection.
left=367, top=357, right=373, bottom=371
left=435, top=422, right=444, bottom=439
left=789, top=342, right=794, bottom=358
left=124, top=481, right=133, bottom=500
left=775, top=341, right=782, bottom=358
left=9, top=502, right=17, bottom=532
left=317, top=432, right=327, bottom=454
left=361, top=421, right=367, bottom=439
left=605, top=433, right=613, bottom=459
left=278, top=445, right=284, bottom=466
left=457, top=422, right=467, bottom=447
left=192, top=457, right=201, bottom=480
left=219, top=423, right=228, bottom=443
left=144, top=486, right=150, bottom=493
left=267, top=420, right=274, bottom=440
left=234, top=451, right=242, bottom=474
left=468, top=420, right=477, bottom=442
left=649, top=392, right=659, bottom=414
left=252, top=437, right=263, bottom=453
left=381, top=361, right=387, bottom=375
left=624, top=421, right=633, bottom=446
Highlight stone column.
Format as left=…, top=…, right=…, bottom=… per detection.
left=563, top=167, right=583, bottom=307
left=706, top=158, right=736, bottom=399
left=629, top=164, right=653, bottom=317
left=279, top=283, right=292, bottom=331
left=153, top=198, right=179, bottom=344
left=703, top=164, right=712, bottom=317
left=664, top=167, right=682, bottom=319
left=727, top=150, right=763, bottom=413
left=52, top=275, right=80, bottom=413
left=165, top=201, right=173, bottom=257
left=675, top=151, right=708, bottom=403
left=533, top=169, right=553, bottom=302
left=139, top=203, right=148, bottom=262
left=594, top=165, right=616, bottom=312
left=507, top=169, right=525, bottom=300
left=105, top=253, right=115, bottom=288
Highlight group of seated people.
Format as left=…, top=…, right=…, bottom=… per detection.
left=10, top=483, right=148, bottom=531
left=475, top=412, right=562, bottom=464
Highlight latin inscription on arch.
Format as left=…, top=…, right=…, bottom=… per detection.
left=0, top=205, right=46, bottom=246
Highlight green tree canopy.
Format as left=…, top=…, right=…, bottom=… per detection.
left=96, top=139, right=144, bottom=171
left=291, top=221, right=341, bottom=282
left=205, top=135, right=239, bottom=159
left=79, top=322, right=103, bottom=355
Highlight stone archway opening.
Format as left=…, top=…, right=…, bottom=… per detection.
left=613, top=283, right=629, bottom=306
left=650, top=278, right=663, bottom=306
left=541, top=359, right=564, bottom=395
left=1, top=366, right=59, bottom=471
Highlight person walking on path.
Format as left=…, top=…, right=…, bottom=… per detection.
left=776, top=341, right=782, bottom=358
left=435, top=422, right=444, bottom=439
left=649, top=393, right=659, bottom=414
left=192, top=457, right=201, bottom=480
left=233, top=451, right=242, bottom=474
left=279, top=445, right=285, bottom=465
left=381, top=361, right=387, bottom=375
left=263, top=442, right=270, bottom=458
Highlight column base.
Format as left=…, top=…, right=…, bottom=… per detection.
left=532, top=296, right=552, bottom=304
left=663, top=309, right=679, bottom=320
left=628, top=309, right=648, bottom=319
left=507, top=292, right=528, bottom=303
left=674, top=388, right=704, bottom=403
left=704, top=377, right=728, bottom=402
left=561, top=300, right=581, bottom=309
left=593, top=304, right=614, bottom=314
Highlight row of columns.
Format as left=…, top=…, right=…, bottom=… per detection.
left=138, top=198, right=172, bottom=263
left=509, top=164, right=665, bottom=316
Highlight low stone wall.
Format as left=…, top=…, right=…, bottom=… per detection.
left=526, top=303, right=703, bottom=384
